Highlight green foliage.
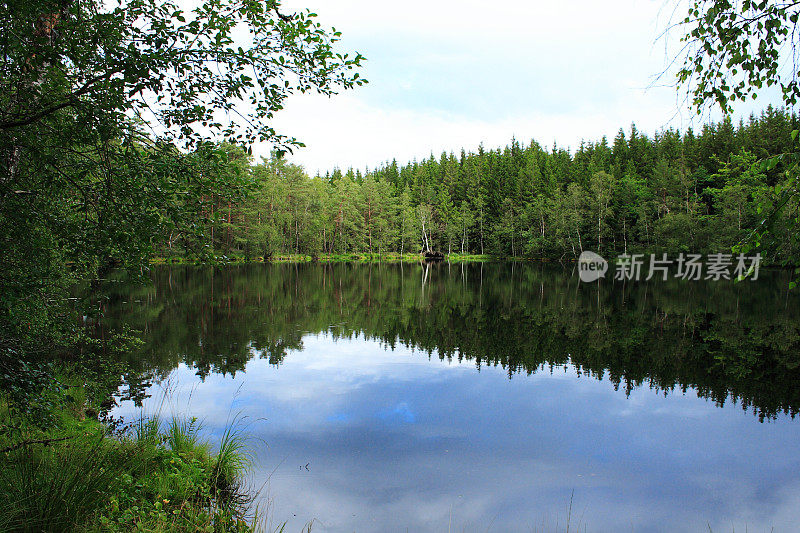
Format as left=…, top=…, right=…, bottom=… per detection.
left=0, top=0, right=364, bottom=414
left=677, top=0, right=800, bottom=113
left=167, top=416, right=207, bottom=458
left=0, top=428, right=126, bottom=532
left=0, top=0, right=365, bottom=148
left=171, top=109, right=800, bottom=264
left=0, top=401, right=254, bottom=532
left=211, top=415, right=253, bottom=503
left=0, top=328, right=140, bottom=427
left=676, top=2, right=800, bottom=277
left=735, top=148, right=800, bottom=266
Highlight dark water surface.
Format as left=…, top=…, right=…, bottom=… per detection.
left=104, top=262, right=800, bottom=532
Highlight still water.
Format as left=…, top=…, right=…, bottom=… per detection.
left=103, top=262, right=800, bottom=532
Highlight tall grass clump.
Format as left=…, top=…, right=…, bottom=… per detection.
left=0, top=430, right=126, bottom=532
left=0, top=391, right=258, bottom=532
left=132, top=411, right=162, bottom=445
left=166, top=415, right=208, bottom=457
left=211, top=414, right=254, bottom=508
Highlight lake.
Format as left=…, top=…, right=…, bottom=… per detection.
left=101, top=262, right=800, bottom=532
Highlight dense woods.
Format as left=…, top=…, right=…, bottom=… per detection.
left=167, top=107, right=800, bottom=264
left=4, top=0, right=800, bottom=529
left=0, top=0, right=364, bottom=416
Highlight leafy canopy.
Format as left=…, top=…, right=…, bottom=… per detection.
left=0, top=0, right=366, bottom=416
left=677, top=0, right=800, bottom=113
left=0, top=0, right=366, bottom=148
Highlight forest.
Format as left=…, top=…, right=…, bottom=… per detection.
left=163, top=107, right=800, bottom=264
left=4, top=0, right=800, bottom=529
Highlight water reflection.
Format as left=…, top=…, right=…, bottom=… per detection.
left=104, top=263, right=800, bottom=531
left=104, top=262, right=800, bottom=420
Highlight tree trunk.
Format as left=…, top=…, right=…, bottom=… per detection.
left=479, top=211, right=484, bottom=255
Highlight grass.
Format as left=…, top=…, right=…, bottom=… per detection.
left=0, top=380, right=258, bottom=533
left=150, top=252, right=496, bottom=264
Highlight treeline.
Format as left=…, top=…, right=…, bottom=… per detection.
left=159, top=106, right=800, bottom=263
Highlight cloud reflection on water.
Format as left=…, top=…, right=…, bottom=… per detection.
left=114, top=333, right=800, bottom=532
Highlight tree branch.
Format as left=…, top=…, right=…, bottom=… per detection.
left=0, top=69, right=121, bottom=130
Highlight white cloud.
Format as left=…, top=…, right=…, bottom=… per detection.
left=262, top=86, right=681, bottom=175
left=256, top=0, right=784, bottom=175
left=113, top=334, right=476, bottom=430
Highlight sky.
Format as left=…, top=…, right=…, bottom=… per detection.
left=258, top=0, right=785, bottom=176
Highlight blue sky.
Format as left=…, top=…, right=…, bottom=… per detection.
left=263, top=0, right=785, bottom=175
